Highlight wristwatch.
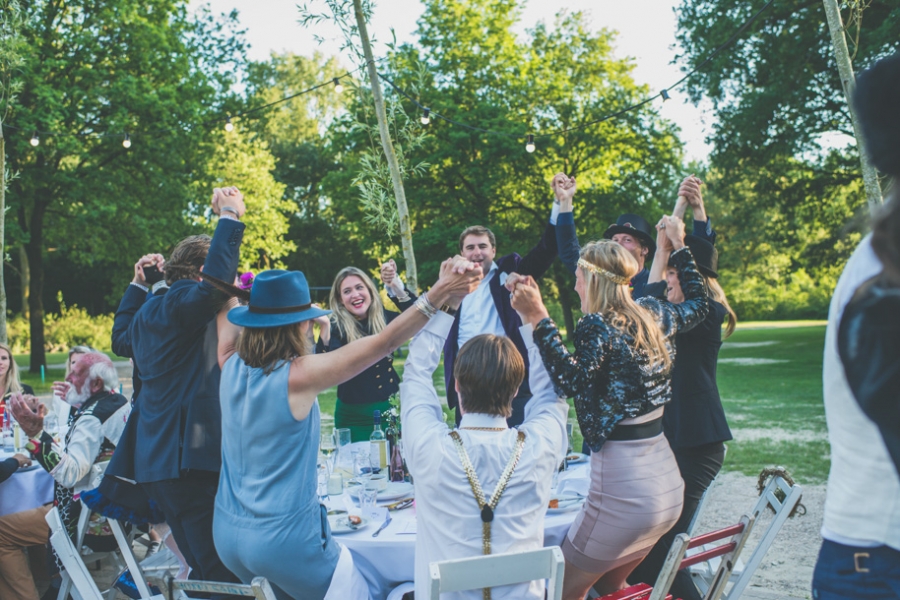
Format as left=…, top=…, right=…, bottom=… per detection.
left=440, top=304, right=458, bottom=317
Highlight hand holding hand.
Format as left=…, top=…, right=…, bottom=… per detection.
left=661, top=215, right=686, bottom=250
left=211, top=186, right=246, bottom=219
left=13, top=454, right=31, bottom=468
left=433, top=256, right=483, bottom=306
left=551, top=172, right=576, bottom=205
left=508, top=274, right=549, bottom=325
left=133, top=253, right=165, bottom=285
left=9, top=393, right=45, bottom=438
left=677, top=176, right=704, bottom=208
left=380, top=259, right=404, bottom=295
left=655, top=219, right=673, bottom=254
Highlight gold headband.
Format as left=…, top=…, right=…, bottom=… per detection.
left=578, top=258, right=631, bottom=286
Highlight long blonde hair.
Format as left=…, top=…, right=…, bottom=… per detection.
left=0, top=343, right=23, bottom=396
left=328, top=267, right=387, bottom=344
left=706, top=277, right=738, bottom=339
left=580, top=241, right=671, bottom=370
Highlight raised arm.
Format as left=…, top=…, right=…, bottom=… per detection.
left=381, top=259, right=418, bottom=311
left=400, top=312, right=455, bottom=474
left=217, top=297, right=242, bottom=369
left=112, top=254, right=162, bottom=357
left=287, top=258, right=482, bottom=420
left=520, top=322, right=568, bottom=458
left=552, top=172, right=580, bottom=274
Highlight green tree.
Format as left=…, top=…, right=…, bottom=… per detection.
left=6, top=0, right=246, bottom=370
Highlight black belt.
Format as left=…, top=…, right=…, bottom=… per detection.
left=607, top=416, right=664, bottom=441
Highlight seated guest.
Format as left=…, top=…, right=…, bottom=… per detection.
left=0, top=453, right=31, bottom=483
left=383, top=188, right=562, bottom=427
left=401, top=298, right=568, bottom=598
left=316, top=266, right=403, bottom=442
left=213, top=260, right=480, bottom=600
left=511, top=216, right=708, bottom=599
left=554, top=173, right=715, bottom=299
left=0, top=352, right=129, bottom=600
left=0, top=342, right=33, bottom=401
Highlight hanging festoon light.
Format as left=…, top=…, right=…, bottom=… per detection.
left=421, top=108, right=431, bottom=125
left=224, top=117, right=234, bottom=132
left=30, top=131, right=40, bottom=147
left=525, top=134, right=535, bottom=153
left=660, top=89, right=671, bottom=101
left=333, top=77, right=344, bottom=94
left=122, top=133, right=132, bottom=149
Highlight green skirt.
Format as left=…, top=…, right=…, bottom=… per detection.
left=334, top=398, right=393, bottom=443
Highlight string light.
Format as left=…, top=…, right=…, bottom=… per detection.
left=525, top=134, right=535, bottom=153
left=421, top=108, right=431, bottom=125
left=660, top=89, right=671, bottom=101
left=224, top=117, right=234, bottom=132
left=333, top=77, right=344, bottom=94
left=30, top=131, right=39, bottom=147
left=122, top=133, right=131, bottom=149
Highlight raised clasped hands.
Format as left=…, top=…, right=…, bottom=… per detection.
left=659, top=215, right=686, bottom=250
left=677, top=175, right=704, bottom=208
left=434, top=256, right=483, bottom=306
left=506, top=272, right=549, bottom=325
left=551, top=172, right=576, bottom=206
left=380, top=259, right=404, bottom=296
left=211, top=186, right=246, bottom=219
left=9, top=393, right=46, bottom=438
left=133, top=253, right=165, bottom=286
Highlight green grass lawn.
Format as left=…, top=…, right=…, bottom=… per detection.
left=717, top=325, right=828, bottom=483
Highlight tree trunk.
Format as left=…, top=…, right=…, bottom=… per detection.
left=0, top=127, right=7, bottom=344
left=821, top=0, right=883, bottom=209
left=18, top=245, right=28, bottom=319
left=351, top=0, right=419, bottom=291
left=26, top=204, right=45, bottom=373
left=553, top=266, right=576, bottom=342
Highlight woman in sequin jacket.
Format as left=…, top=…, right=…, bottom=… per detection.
left=507, top=215, right=708, bottom=600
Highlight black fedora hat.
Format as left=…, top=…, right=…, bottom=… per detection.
left=684, top=235, right=718, bottom=278
left=228, top=270, right=330, bottom=328
left=603, top=213, right=656, bottom=256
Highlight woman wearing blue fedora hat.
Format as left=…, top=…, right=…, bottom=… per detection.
left=211, top=262, right=481, bottom=600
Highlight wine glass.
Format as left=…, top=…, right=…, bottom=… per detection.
left=320, top=433, right=337, bottom=471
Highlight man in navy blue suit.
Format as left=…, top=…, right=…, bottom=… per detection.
left=127, top=187, right=246, bottom=585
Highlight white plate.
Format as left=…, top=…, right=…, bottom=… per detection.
left=547, top=495, right=585, bottom=515
left=347, top=481, right=414, bottom=502
left=328, top=514, right=369, bottom=534
left=565, top=453, right=588, bottom=464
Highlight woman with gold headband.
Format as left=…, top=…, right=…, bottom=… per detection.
left=506, top=214, right=708, bottom=600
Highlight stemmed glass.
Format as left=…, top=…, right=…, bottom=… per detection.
left=320, top=432, right=337, bottom=472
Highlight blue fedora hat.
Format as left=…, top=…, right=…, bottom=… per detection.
left=227, top=270, right=330, bottom=328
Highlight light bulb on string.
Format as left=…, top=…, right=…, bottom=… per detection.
left=122, top=133, right=132, bottom=149
left=333, top=77, right=344, bottom=94
left=224, top=117, right=234, bottom=132
left=30, top=131, right=40, bottom=147
left=421, top=108, right=431, bottom=125
left=525, top=134, right=535, bottom=153
left=660, top=89, right=671, bottom=101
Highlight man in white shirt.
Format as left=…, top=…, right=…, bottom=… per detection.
left=401, top=308, right=568, bottom=599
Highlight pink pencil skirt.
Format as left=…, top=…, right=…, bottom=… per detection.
left=562, top=408, right=684, bottom=574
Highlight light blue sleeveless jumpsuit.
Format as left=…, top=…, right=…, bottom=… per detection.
left=214, top=355, right=339, bottom=600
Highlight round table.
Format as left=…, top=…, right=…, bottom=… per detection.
left=0, top=452, right=54, bottom=517
left=324, top=445, right=590, bottom=599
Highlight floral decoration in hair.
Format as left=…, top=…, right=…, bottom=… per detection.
left=577, top=258, right=631, bottom=286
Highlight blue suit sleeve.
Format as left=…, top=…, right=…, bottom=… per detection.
left=692, top=218, right=716, bottom=245
left=112, top=285, right=149, bottom=358
left=556, top=212, right=580, bottom=274
left=516, top=221, right=559, bottom=278
left=0, top=457, right=19, bottom=483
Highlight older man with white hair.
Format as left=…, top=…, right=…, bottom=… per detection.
left=0, top=352, right=129, bottom=600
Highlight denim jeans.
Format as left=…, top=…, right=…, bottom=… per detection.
left=812, top=539, right=900, bottom=599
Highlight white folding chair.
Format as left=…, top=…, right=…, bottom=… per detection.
left=45, top=506, right=105, bottom=600
left=690, top=475, right=803, bottom=599
left=428, top=546, right=565, bottom=600
left=57, top=501, right=128, bottom=600
left=167, top=575, right=278, bottom=600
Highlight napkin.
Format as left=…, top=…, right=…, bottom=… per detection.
left=555, top=470, right=589, bottom=498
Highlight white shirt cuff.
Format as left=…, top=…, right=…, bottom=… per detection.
left=130, top=282, right=149, bottom=292
left=550, top=203, right=560, bottom=225
left=424, top=311, right=455, bottom=336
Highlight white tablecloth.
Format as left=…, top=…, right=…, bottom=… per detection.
left=0, top=452, right=54, bottom=517
left=326, top=444, right=589, bottom=600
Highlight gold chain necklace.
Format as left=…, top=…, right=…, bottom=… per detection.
left=449, top=429, right=527, bottom=600
left=460, top=426, right=507, bottom=432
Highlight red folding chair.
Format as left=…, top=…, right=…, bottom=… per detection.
left=598, top=514, right=755, bottom=600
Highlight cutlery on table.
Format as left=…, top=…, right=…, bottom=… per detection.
left=388, top=499, right=414, bottom=511
left=372, top=514, right=392, bottom=537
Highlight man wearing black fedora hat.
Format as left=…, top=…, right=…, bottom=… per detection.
left=555, top=173, right=715, bottom=300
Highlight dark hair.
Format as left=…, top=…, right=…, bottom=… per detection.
left=458, top=226, right=496, bottom=253
left=853, top=52, right=900, bottom=178
left=454, top=334, right=524, bottom=417
left=871, top=198, right=900, bottom=273
left=165, top=235, right=211, bottom=285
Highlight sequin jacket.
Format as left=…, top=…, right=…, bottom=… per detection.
left=534, top=247, right=708, bottom=452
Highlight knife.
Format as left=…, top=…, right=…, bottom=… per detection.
left=372, top=514, right=392, bottom=537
